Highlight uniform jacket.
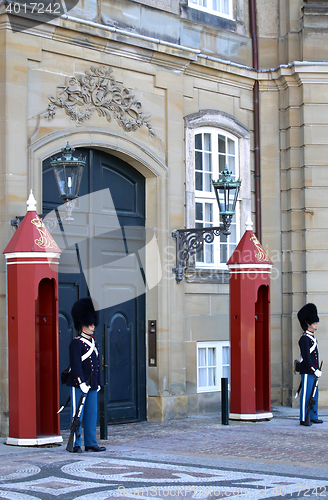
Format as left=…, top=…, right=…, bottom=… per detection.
left=299, top=330, right=319, bottom=375
left=66, top=332, right=101, bottom=390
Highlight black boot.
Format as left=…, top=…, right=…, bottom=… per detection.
left=85, top=445, right=106, bottom=452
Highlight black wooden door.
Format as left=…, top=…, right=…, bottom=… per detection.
left=43, top=148, right=146, bottom=427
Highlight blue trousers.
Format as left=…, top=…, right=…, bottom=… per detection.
left=70, top=387, right=98, bottom=448
left=300, top=373, right=319, bottom=422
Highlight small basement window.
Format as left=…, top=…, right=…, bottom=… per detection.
left=197, top=341, right=230, bottom=392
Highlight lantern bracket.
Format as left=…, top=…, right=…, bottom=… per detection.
left=172, top=167, right=241, bottom=284
left=172, top=216, right=233, bottom=284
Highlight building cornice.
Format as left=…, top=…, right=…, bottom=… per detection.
left=2, top=9, right=328, bottom=81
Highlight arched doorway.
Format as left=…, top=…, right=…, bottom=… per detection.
left=255, top=284, right=270, bottom=413
left=43, top=148, right=146, bottom=428
left=35, top=278, right=58, bottom=436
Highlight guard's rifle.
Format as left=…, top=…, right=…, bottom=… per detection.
left=293, top=359, right=302, bottom=399
left=57, top=395, right=70, bottom=414
left=66, top=385, right=89, bottom=452
left=305, top=361, right=323, bottom=427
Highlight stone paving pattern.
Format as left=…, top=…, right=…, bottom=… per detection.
left=104, top=409, right=328, bottom=466
left=0, top=407, right=327, bottom=500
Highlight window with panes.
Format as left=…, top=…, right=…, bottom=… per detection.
left=194, top=127, right=239, bottom=267
left=197, top=341, right=230, bottom=392
left=188, top=0, right=233, bottom=18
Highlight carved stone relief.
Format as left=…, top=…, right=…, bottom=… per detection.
left=46, top=65, right=155, bottom=137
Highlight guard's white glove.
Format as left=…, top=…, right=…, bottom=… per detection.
left=314, top=369, right=322, bottom=378
left=97, top=385, right=101, bottom=392
left=80, top=382, right=90, bottom=393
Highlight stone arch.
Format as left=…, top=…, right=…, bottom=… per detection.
left=28, top=129, right=169, bottom=366
left=28, top=128, right=167, bottom=189
left=28, top=128, right=168, bottom=260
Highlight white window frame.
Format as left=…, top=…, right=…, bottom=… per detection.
left=185, top=110, right=251, bottom=272
left=188, top=0, right=233, bottom=19
left=197, top=341, right=230, bottom=393
left=194, top=127, right=240, bottom=268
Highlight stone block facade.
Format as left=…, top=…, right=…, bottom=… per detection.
left=0, top=0, right=327, bottom=432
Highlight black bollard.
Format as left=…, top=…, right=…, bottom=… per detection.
left=100, top=327, right=108, bottom=440
left=99, top=387, right=108, bottom=440
left=221, top=377, right=229, bottom=425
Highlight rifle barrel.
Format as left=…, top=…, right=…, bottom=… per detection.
left=66, top=392, right=86, bottom=452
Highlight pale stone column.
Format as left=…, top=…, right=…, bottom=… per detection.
left=259, top=80, right=282, bottom=405
left=278, top=70, right=303, bottom=406
left=278, top=63, right=328, bottom=407
left=0, top=30, right=31, bottom=435
left=302, top=0, right=328, bottom=61
left=298, top=70, right=328, bottom=407
left=147, top=65, right=187, bottom=421
left=167, top=78, right=188, bottom=418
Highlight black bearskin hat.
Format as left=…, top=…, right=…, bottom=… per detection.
left=71, top=297, right=99, bottom=332
left=297, top=303, right=319, bottom=331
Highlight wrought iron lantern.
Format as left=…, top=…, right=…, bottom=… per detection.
left=172, top=168, right=241, bottom=283
left=212, top=168, right=242, bottom=234
left=50, top=142, right=86, bottom=221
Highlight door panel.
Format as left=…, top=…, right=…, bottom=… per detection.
left=107, top=310, right=136, bottom=420
left=102, top=166, right=137, bottom=214
left=91, top=154, right=146, bottom=422
left=57, top=279, right=82, bottom=428
left=94, top=157, right=145, bottom=220
left=255, top=285, right=270, bottom=413
left=43, top=148, right=146, bottom=427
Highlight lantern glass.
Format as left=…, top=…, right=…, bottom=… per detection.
left=52, top=164, right=66, bottom=198
left=51, top=143, right=86, bottom=202
left=212, top=167, right=241, bottom=218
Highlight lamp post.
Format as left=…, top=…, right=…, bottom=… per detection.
left=172, top=168, right=241, bottom=283
left=50, top=142, right=86, bottom=221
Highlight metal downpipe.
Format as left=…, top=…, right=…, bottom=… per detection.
left=249, top=0, right=262, bottom=242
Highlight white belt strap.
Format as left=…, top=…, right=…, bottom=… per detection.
left=305, top=332, right=317, bottom=354
left=81, top=337, right=98, bottom=360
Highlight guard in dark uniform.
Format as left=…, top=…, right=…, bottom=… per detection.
left=297, top=303, right=323, bottom=426
left=66, top=297, right=106, bottom=452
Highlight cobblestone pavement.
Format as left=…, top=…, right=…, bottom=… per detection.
left=0, top=407, right=328, bottom=500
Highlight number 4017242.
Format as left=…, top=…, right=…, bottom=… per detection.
left=5, top=3, right=61, bottom=14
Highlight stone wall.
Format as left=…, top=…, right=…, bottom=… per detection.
left=0, top=0, right=328, bottom=430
